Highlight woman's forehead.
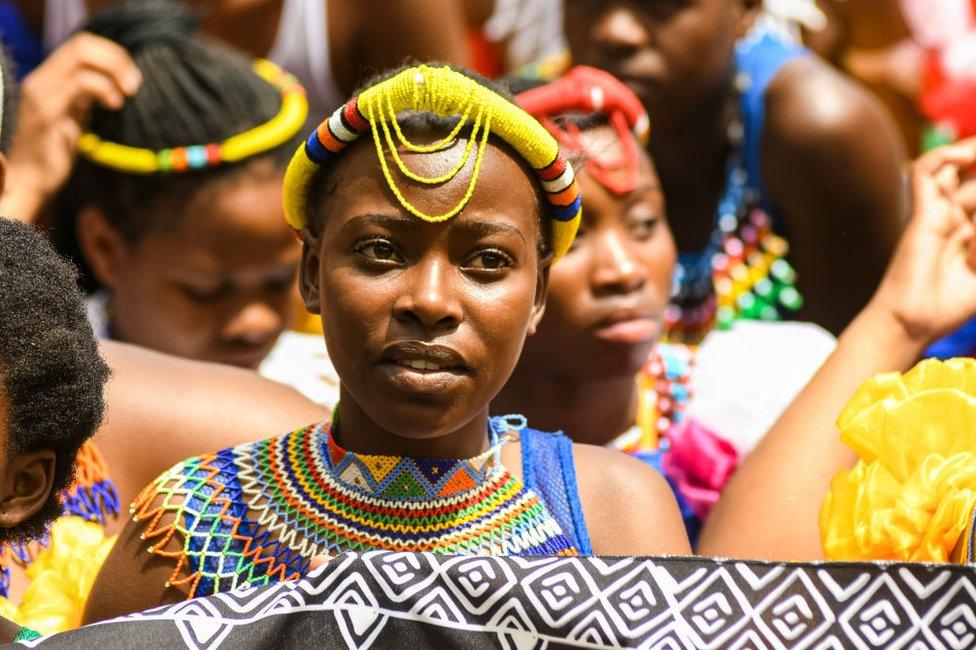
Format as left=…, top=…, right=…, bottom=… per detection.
left=323, top=136, right=542, bottom=237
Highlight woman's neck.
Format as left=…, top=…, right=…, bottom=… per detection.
left=649, top=92, right=737, bottom=251
left=334, top=389, right=493, bottom=459
left=494, top=368, right=638, bottom=447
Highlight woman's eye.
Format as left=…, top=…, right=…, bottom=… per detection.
left=357, top=240, right=402, bottom=263
left=631, top=215, right=660, bottom=239
left=178, top=284, right=227, bottom=303
left=466, top=250, right=512, bottom=271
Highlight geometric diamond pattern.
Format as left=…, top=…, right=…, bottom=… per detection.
left=26, top=553, right=976, bottom=649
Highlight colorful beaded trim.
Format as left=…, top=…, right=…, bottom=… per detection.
left=77, top=59, right=308, bottom=174
left=614, top=343, right=695, bottom=455
left=283, top=64, right=582, bottom=260
left=0, top=441, right=120, bottom=598
left=132, top=417, right=578, bottom=599
left=517, top=65, right=650, bottom=196
left=665, top=84, right=801, bottom=343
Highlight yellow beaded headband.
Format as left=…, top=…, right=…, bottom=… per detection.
left=77, top=59, right=308, bottom=174
left=282, top=64, right=582, bottom=260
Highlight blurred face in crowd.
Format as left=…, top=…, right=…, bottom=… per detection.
left=79, top=160, right=300, bottom=369
left=516, top=124, right=675, bottom=380
left=564, top=0, right=759, bottom=129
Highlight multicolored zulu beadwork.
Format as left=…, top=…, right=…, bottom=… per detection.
left=666, top=103, right=802, bottom=343
left=517, top=65, right=651, bottom=196
left=283, top=65, right=582, bottom=259
left=132, top=418, right=578, bottom=599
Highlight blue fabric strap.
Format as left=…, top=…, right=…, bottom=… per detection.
left=520, top=428, right=592, bottom=555
left=735, top=29, right=807, bottom=205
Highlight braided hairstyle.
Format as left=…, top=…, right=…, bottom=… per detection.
left=0, top=218, right=109, bottom=543
left=54, top=0, right=298, bottom=281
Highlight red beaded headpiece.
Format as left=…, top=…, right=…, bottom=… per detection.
left=516, top=66, right=650, bottom=195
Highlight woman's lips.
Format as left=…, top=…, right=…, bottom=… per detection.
left=592, top=314, right=661, bottom=344
left=378, top=361, right=470, bottom=395
left=377, top=341, right=471, bottom=395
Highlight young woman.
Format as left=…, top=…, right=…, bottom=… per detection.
left=82, top=62, right=690, bottom=623
left=0, top=240, right=326, bottom=636
left=496, top=66, right=834, bottom=540
left=699, top=137, right=976, bottom=560
left=0, top=39, right=326, bottom=635
left=18, top=1, right=338, bottom=406
left=563, top=0, right=906, bottom=337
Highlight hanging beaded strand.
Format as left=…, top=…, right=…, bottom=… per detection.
left=665, top=74, right=802, bottom=344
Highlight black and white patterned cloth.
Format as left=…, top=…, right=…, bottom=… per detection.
left=16, top=552, right=976, bottom=649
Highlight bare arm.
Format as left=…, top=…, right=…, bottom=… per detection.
left=699, top=139, right=976, bottom=559
left=83, top=493, right=190, bottom=624
left=96, top=341, right=327, bottom=509
left=764, top=56, right=906, bottom=334
left=574, top=445, right=691, bottom=556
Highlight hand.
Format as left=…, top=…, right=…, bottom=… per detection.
left=870, top=138, right=976, bottom=344
left=0, top=33, right=141, bottom=222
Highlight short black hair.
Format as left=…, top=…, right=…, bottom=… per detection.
left=52, top=0, right=300, bottom=286
left=0, top=218, right=109, bottom=542
left=304, top=63, right=552, bottom=258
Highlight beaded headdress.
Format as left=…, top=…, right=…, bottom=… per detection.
left=282, top=64, right=583, bottom=260
left=77, top=59, right=308, bottom=174
left=516, top=66, right=649, bottom=196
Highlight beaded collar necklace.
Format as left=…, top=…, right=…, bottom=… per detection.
left=324, top=413, right=513, bottom=500
left=665, top=77, right=802, bottom=344
left=133, top=415, right=578, bottom=598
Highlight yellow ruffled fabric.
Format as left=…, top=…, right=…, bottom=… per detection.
left=0, top=517, right=116, bottom=635
left=821, top=357, right=976, bottom=562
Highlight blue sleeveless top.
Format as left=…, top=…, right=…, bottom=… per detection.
left=735, top=29, right=808, bottom=214
left=519, top=427, right=593, bottom=555
left=0, top=2, right=43, bottom=79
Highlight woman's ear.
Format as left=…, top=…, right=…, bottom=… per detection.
left=527, top=258, right=551, bottom=336
left=299, top=227, right=322, bottom=315
left=0, top=448, right=55, bottom=531
left=76, top=206, right=129, bottom=290
left=733, top=0, right=762, bottom=39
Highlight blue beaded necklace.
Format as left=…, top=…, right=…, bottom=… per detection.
left=665, top=79, right=802, bottom=343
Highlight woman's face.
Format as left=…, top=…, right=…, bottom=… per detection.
left=564, top=0, right=755, bottom=128
left=518, top=125, right=675, bottom=379
left=303, top=133, right=547, bottom=440
left=100, top=162, right=301, bottom=369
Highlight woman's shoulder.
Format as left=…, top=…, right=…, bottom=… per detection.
left=570, top=442, right=691, bottom=556
left=764, top=52, right=902, bottom=164
left=137, top=422, right=324, bottom=516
